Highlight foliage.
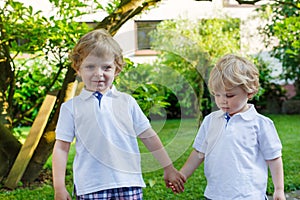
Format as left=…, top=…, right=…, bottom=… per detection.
left=148, top=18, right=241, bottom=117
left=116, top=59, right=172, bottom=119
left=12, top=58, right=66, bottom=126
left=250, top=56, right=287, bottom=113
left=272, top=15, right=300, bottom=96
left=0, top=0, right=95, bottom=126
left=257, top=0, right=300, bottom=98
left=1, top=115, right=300, bottom=199
left=150, top=18, right=241, bottom=63
left=1, top=1, right=49, bottom=54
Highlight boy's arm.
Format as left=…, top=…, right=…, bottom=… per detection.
left=180, top=149, right=204, bottom=180
left=139, top=128, right=186, bottom=192
left=267, top=157, right=286, bottom=200
left=52, top=140, right=72, bottom=200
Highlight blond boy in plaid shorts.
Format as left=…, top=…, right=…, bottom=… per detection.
left=52, top=29, right=185, bottom=200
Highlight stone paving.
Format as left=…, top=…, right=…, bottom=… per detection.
left=268, top=190, right=300, bottom=200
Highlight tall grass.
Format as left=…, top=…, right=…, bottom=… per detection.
left=0, top=115, right=299, bottom=199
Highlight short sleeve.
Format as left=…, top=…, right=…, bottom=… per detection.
left=130, top=97, right=151, bottom=135
left=258, top=118, right=282, bottom=160
left=55, top=101, right=75, bottom=142
left=193, top=116, right=210, bottom=154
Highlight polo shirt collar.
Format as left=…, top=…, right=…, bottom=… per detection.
left=78, top=85, right=120, bottom=101
left=215, top=109, right=225, bottom=119
left=235, top=104, right=257, bottom=121
left=214, top=104, right=257, bottom=121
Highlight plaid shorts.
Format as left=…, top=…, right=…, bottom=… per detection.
left=76, top=187, right=143, bottom=200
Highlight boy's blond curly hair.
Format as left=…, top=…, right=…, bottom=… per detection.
left=208, top=54, right=260, bottom=96
left=69, top=29, right=125, bottom=73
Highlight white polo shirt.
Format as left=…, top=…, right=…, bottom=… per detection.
left=55, top=86, right=151, bottom=195
left=193, top=105, right=282, bottom=200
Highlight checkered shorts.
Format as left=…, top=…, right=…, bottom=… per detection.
left=76, top=187, right=143, bottom=200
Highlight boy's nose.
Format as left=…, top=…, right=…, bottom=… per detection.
left=94, top=67, right=104, bottom=76
left=221, top=96, right=228, bottom=103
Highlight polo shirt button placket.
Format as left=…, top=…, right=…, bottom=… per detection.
left=224, top=112, right=230, bottom=127
left=93, top=91, right=103, bottom=107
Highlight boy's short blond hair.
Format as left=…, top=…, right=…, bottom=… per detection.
left=69, top=29, right=125, bottom=73
left=208, top=54, right=260, bottom=95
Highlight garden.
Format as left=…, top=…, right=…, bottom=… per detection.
left=0, top=0, right=299, bottom=199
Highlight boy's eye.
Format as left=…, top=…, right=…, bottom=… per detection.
left=226, top=94, right=234, bottom=98
left=104, top=66, right=111, bottom=70
left=84, top=65, right=95, bottom=70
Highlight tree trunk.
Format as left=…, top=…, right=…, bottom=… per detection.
left=0, top=123, right=21, bottom=182
left=0, top=16, right=20, bottom=184
left=0, top=16, right=14, bottom=129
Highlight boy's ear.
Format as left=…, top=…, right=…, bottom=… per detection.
left=248, top=92, right=255, bottom=99
left=76, top=69, right=81, bottom=77
left=114, top=69, right=121, bottom=76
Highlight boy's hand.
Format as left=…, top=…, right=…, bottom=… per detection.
left=273, top=189, right=286, bottom=200
left=163, top=165, right=186, bottom=193
left=168, top=181, right=182, bottom=194
left=54, top=188, right=72, bottom=200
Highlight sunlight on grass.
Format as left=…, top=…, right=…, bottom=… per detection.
left=1, top=115, right=299, bottom=199
left=140, top=118, right=198, bottom=173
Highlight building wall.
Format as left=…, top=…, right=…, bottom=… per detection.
left=111, top=0, right=273, bottom=66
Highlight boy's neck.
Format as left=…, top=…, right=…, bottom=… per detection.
left=229, top=104, right=250, bottom=116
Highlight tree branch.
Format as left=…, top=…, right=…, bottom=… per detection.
left=95, top=0, right=161, bottom=36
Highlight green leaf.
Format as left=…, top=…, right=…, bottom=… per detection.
left=148, top=179, right=156, bottom=187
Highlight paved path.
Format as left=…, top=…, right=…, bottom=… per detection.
left=268, top=190, right=300, bottom=200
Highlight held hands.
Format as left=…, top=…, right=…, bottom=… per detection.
left=163, top=165, right=186, bottom=193
left=167, top=181, right=185, bottom=194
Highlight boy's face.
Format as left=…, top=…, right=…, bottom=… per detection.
left=78, top=53, right=117, bottom=93
left=214, top=86, right=253, bottom=116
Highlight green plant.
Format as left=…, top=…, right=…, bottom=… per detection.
left=257, top=1, right=300, bottom=99
left=250, top=56, right=287, bottom=114
left=115, top=59, right=172, bottom=119
left=12, top=58, right=66, bottom=126
left=1, top=0, right=92, bottom=127
left=149, top=17, right=241, bottom=118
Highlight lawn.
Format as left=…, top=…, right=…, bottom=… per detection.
left=0, top=115, right=299, bottom=199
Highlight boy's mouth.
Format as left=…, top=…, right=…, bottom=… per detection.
left=93, top=80, right=104, bottom=83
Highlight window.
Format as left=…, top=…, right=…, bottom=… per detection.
left=223, top=0, right=260, bottom=7
left=135, top=20, right=161, bottom=54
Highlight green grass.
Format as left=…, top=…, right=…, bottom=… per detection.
left=0, top=115, right=299, bottom=199
left=267, top=115, right=300, bottom=192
